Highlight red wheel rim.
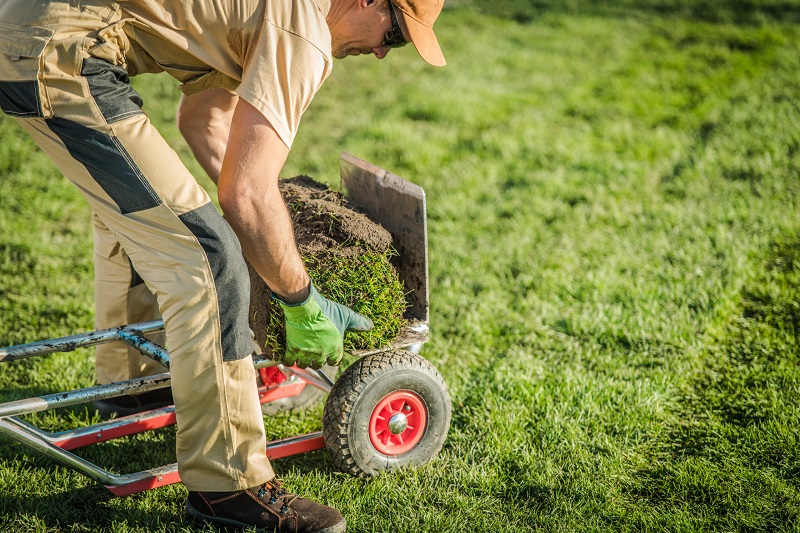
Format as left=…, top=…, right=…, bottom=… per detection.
left=369, top=390, right=427, bottom=455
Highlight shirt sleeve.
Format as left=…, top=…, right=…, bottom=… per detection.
left=235, top=20, right=332, bottom=148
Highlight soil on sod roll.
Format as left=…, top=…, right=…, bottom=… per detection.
left=247, top=176, right=408, bottom=359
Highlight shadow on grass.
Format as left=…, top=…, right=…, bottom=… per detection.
left=270, top=449, right=336, bottom=475
left=0, top=448, right=342, bottom=532
left=0, top=489, right=183, bottom=531
left=618, top=236, right=800, bottom=528
left=0, top=433, right=340, bottom=525
left=0, top=454, right=183, bottom=530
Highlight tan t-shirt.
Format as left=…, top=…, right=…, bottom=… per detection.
left=121, top=0, right=333, bottom=147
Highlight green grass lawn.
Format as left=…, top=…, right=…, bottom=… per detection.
left=2, top=1, right=800, bottom=531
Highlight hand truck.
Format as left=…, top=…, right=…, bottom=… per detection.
left=0, top=153, right=451, bottom=496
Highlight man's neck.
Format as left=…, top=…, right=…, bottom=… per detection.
left=326, top=0, right=348, bottom=28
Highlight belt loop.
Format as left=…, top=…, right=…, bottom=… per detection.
left=70, top=0, right=120, bottom=23
left=102, top=1, right=121, bottom=24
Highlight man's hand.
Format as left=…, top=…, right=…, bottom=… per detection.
left=275, top=284, right=373, bottom=369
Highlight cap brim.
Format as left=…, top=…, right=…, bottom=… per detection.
left=404, top=16, right=446, bottom=66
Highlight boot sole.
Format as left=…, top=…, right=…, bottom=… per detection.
left=186, top=499, right=347, bottom=533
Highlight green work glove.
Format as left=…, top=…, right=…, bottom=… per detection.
left=274, top=283, right=374, bottom=369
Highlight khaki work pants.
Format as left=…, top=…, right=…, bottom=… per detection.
left=0, top=0, right=274, bottom=490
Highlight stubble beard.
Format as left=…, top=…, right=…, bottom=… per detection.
left=330, top=34, right=349, bottom=59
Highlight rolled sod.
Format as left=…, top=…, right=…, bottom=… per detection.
left=247, top=176, right=408, bottom=359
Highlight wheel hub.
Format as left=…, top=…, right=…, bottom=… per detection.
left=368, top=390, right=427, bottom=455
left=387, top=413, right=408, bottom=434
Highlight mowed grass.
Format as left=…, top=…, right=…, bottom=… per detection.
left=1, top=1, right=800, bottom=531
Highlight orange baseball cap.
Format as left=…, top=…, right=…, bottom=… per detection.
left=392, top=0, right=446, bottom=66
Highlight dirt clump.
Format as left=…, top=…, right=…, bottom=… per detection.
left=281, top=175, right=393, bottom=256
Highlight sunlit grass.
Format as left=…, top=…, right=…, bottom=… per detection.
left=1, top=2, right=799, bottom=531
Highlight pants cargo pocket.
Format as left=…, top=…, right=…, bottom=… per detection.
left=0, top=21, right=53, bottom=118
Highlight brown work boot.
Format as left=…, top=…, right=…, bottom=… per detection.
left=186, top=478, right=346, bottom=532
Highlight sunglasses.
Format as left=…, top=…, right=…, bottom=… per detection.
left=383, top=1, right=407, bottom=48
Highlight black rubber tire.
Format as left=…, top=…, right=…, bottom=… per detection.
left=260, top=364, right=338, bottom=416
left=322, top=351, right=451, bottom=477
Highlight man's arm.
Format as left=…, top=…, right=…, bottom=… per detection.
left=217, top=97, right=311, bottom=303
left=177, top=90, right=309, bottom=301
left=180, top=92, right=372, bottom=368
left=176, top=89, right=239, bottom=184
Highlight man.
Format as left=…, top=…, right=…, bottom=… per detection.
left=0, top=0, right=446, bottom=531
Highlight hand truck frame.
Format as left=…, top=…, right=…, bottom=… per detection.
left=0, top=153, right=450, bottom=497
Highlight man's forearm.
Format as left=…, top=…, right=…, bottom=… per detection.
left=217, top=98, right=311, bottom=303
left=178, top=91, right=309, bottom=301
left=223, top=181, right=311, bottom=303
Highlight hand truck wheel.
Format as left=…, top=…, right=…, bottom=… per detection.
left=322, top=350, right=451, bottom=477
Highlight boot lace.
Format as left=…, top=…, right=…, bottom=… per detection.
left=257, top=479, right=294, bottom=514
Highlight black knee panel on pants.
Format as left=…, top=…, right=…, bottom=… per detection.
left=179, top=202, right=253, bottom=361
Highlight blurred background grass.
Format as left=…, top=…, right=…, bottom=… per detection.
left=1, top=1, right=799, bottom=531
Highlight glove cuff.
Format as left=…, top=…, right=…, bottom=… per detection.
left=272, top=283, right=321, bottom=320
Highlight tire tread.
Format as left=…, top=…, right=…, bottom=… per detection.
left=323, top=351, right=449, bottom=477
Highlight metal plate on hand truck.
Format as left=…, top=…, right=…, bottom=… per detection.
left=339, top=152, right=429, bottom=324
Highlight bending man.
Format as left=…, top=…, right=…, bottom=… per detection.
left=0, top=0, right=446, bottom=531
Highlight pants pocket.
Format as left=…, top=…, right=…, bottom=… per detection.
left=0, top=21, right=53, bottom=117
